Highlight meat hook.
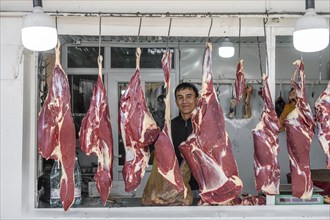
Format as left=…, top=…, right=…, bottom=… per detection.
left=165, top=17, right=172, bottom=51
left=207, top=17, right=213, bottom=43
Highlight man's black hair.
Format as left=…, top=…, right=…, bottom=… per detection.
left=174, top=82, right=199, bottom=98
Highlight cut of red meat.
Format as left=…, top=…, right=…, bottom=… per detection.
left=154, top=51, right=185, bottom=195
left=179, top=43, right=242, bottom=205
left=79, top=55, right=114, bottom=205
left=284, top=60, right=315, bottom=199
left=314, top=81, right=330, bottom=169
left=37, top=43, right=76, bottom=211
left=252, top=74, right=280, bottom=195
left=235, top=60, right=246, bottom=103
left=119, top=48, right=160, bottom=192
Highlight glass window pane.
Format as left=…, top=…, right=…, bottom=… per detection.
left=118, top=82, right=165, bottom=166
left=68, top=47, right=104, bottom=68
left=111, top=48, right=174, bottom=68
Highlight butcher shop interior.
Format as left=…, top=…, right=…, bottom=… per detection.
left=1, top=0, right=330, bottom=220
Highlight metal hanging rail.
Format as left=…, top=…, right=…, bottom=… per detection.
left=1, top=11, right=330, bottom=18
left=184, top=78, right=329, bottom=85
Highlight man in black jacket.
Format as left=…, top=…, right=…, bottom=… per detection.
left=171, top=82, right=200, bottom=197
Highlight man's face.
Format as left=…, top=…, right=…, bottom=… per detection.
left=175, top=88, right=198, bottom=115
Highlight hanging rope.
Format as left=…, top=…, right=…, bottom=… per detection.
left=238, top=18, right=241, bottom=60
left=207, top=17, right=213, bottom=42
left=165, top=18, right=172, bottom=51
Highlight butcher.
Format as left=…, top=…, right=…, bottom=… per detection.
left=171, top=82, right=200, bottom=198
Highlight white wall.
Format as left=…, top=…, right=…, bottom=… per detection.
left=0, top=16, right=24, bottom=218
left=1, top=10, right=330, bottom=220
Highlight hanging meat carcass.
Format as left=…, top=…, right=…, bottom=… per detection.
left=314, top=81, right=330, bottom=169
left=79, top=55, right=114, bottom=205
left=153, top=51, right=186, bottom=194
left=179, top=43, right=243, bottom=205
left=119, top=48, right=160, bottom=192
left=252, top=74, right=280, bottom=195
left=284, top=60, right=315, bottom=199
left=37, top=42, right=76, bottom=211
left=235, top=59, right=246, bottom=104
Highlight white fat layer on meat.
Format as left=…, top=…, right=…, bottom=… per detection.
left=158, top=165, right=176, bottom=186
left=288, top=154, right=313, bottom=199
left=300, top=187, right=313, bottom=200
left=120, top=114, right=128, bottom=151
left=84, top=127, right=94, bottom=154
left=261, top=182, right=279, bottom=195
left=286, top=109, right=313, bottom=142
left=137, top=148, right=149, bottom=177
left=139, top=111, right=157, bottom=143
left=191, top=146, right=229, bottom=191
left=101, top=140, right=112, bottom=172
left=125, top=141, right=136, bottom=161
left=317, top=122, right=330, bottom=155
left=253, top=120, right=264, bottom=132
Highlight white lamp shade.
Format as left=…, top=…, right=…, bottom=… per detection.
left=21, top=6, right=57, bottom=51
left=293, top=8, right=329, bottom=52
left=218, top=37, right=235, bottom=58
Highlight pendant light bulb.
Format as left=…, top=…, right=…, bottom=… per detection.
left=219, top=37, right=235, bottom=58
left=293, top=1, right=329, bottom=52
left=21, top=1, right=57, bottom=51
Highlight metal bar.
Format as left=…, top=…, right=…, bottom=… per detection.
left=2, top=11, right=330, bottom=18
left=184, top=78, right=329, bottom=85
left=306, top=0, right=315, bottom=10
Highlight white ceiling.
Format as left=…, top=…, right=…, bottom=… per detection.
left=1, top=1, right=329, bottom=38
left=1, top=0, right=329, bottom=14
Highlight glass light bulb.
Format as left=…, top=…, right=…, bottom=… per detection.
left=22, top=27, right=57, bottom=51
left=219, top=46, right=235, bottom=58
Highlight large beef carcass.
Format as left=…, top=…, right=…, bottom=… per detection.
left=235, top=59, right=246, bottom=103
left=79, top=55, right=114, bottom=205
left=179, top=43, right=243, bottom=205
left=284, top=60, right=315, bottom=199
left=252, top=74, right=280, bottom=195
left=37, top=42, right=76, bottom=211
left=314, top=81, right=330, bottom=169
left=153, top=51, right=185, bottom=195
left=119, top=48, right=160, bottom=192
